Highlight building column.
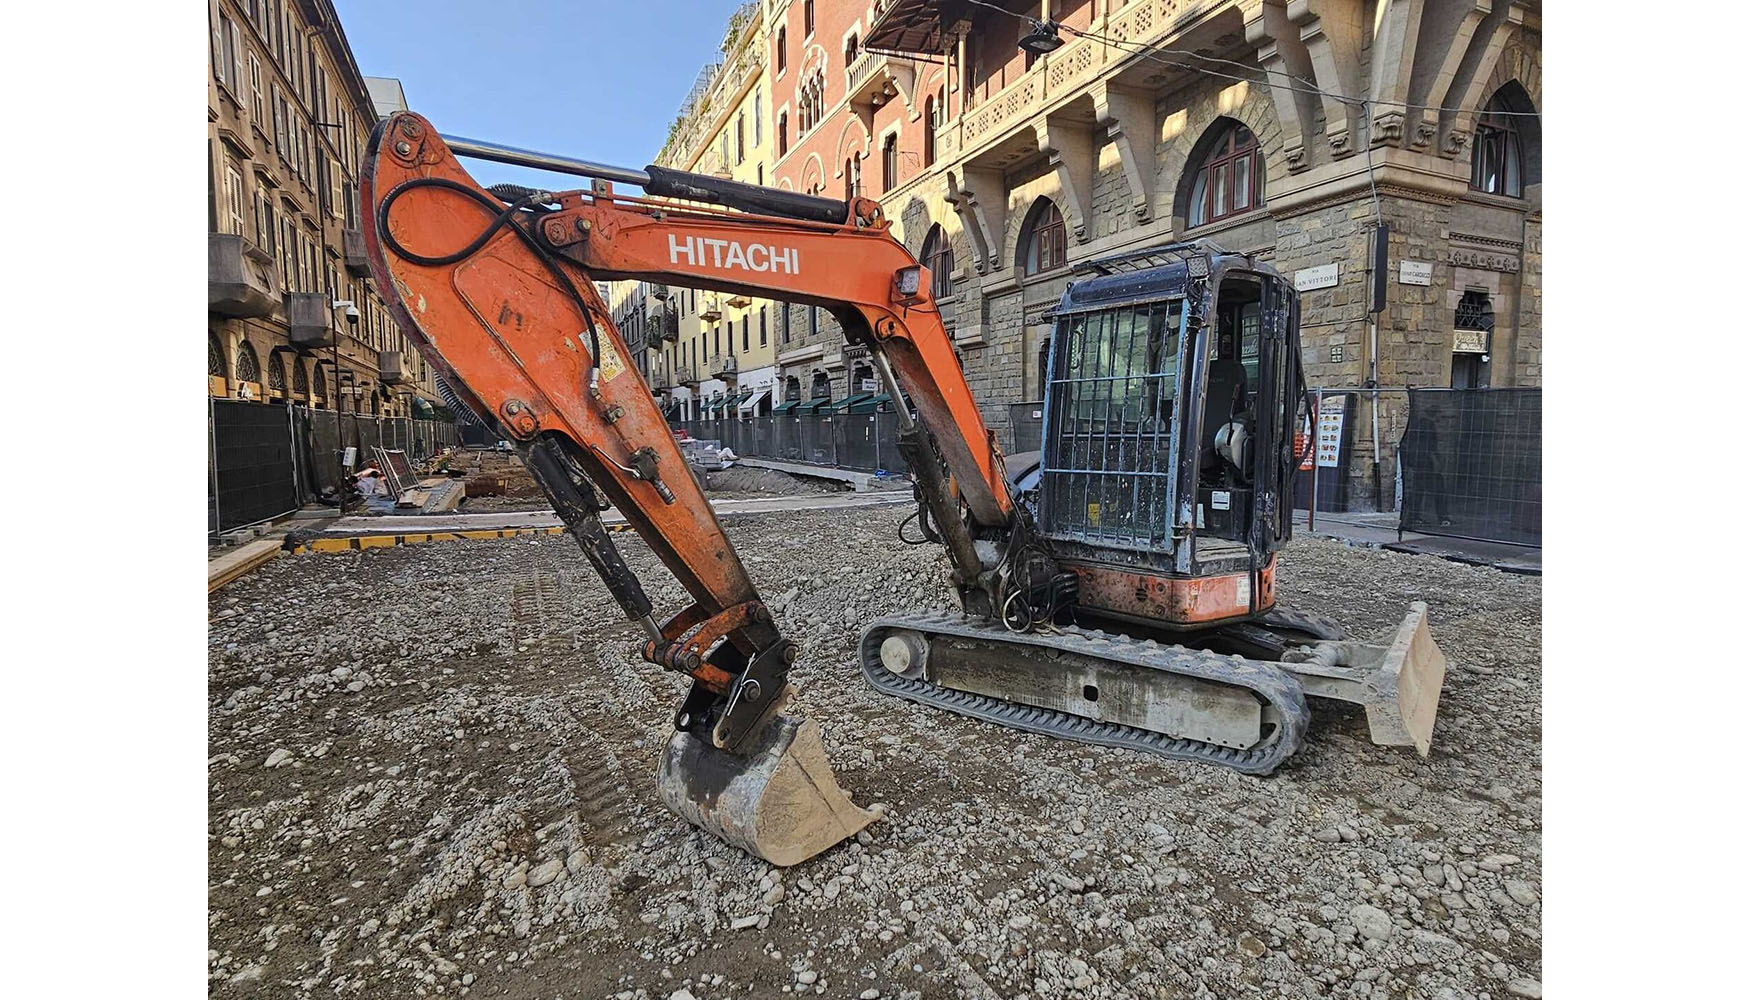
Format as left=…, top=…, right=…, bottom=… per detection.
left=1034, top=117, right=1098, bottom=243
left=1244, top=0, right=1319, bottom=173
left=944, top=165, right=1006, bottom=274
left=1093, top=82, right=1158, bottom=224
left=1290, top=0, right=1366, bottom=159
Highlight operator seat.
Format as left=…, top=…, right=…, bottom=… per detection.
left=1202, top=355, right=1248, bottom=467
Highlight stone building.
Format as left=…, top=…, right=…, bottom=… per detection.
left=617, top=2, right=785, bottom=423
left=206, top=0, right=442, bottom=417
left=763, top=0, right=1539, bottom=500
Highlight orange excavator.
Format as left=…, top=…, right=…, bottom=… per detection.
left=361, top=113, right=1447, bottom=866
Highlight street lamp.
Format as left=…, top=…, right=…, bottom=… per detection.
left=1017, top=21, right=1065, bottom=56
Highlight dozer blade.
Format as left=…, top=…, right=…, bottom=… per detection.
left=1276, top=600, right=1449, bottom=757
left=656, top=711, right=877, bottom=866
left=1364, top=601, right=1447, bottom=755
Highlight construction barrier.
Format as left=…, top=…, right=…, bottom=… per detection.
left=1398, top=388, right=1541, bottom=546
left=208, top=399, right=459, bottom=537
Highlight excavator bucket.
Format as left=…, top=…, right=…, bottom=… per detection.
left=656, top=712, right=877, bottom=866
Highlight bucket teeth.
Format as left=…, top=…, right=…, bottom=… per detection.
left=656, top=713, right=876, bottom=867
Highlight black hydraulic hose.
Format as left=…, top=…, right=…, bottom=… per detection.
left=643, top=164, right=849, bottom=225
left=377, top=176, right=603, bottom=387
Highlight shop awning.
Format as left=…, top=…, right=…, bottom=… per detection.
left=827, top=393, right=874, bottom=413
left=847, top=393, right=891, bottom=414
left=709, top=395, right=733, bottom=414
left=739, top=389, right=770, bottom=414
left=409, top=396, right=436, bottom=418
left=773, top=399, right=803, bottom=413
left=797, top=396, right=833, bottom=413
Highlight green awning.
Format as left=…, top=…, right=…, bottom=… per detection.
left=709, top=395, right=732, bottom=413
left=847, top=393, right=891, bottom=414
left=773, top=399, right=803, bottom=413
left=409, top=396, right=436, bottom=418
left=827, top=393, right=874, bottom=413
left=797, top=396, right=833, bottom=413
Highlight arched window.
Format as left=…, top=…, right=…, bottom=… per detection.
left=810, top=371, right=831, bottom=400
left=235, top=342, right=261, bottom=383
left=881, top=133, right=898, bottom=193
left=784, top=375, right=802, bottom=402
left=267, top=352, right=287, bottom=393
left=313, top=366, right=328, bottom=405
left=845, top=155, right=860, bottom=198
left=776, top=27, right=786, bottom=75
left=851, top=363, right=874, bottom=394
left=920, top=223, right=954, bottom=300
left=1020, top=198, right=1067, bottom=277
left=1470, top=89, right=1524, bottom=197
left=1188, top=121, right=1264, bottom=227
left=845, top=34, right=859, bottom=67
left=209, top=333, right=227, bottom=378
left=292, top=359, right=309, bottom=396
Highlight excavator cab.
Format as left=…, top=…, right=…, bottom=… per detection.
left=1037, top=245, right=1301, bottom=630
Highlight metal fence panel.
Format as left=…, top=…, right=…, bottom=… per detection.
left=210, top=400, right=301, bottom=532
left=1008, top=400, right=1045, bottom=455
left=1398, top=388, right=1541, bottom=546
left=838, top=414, right=879, bottom=470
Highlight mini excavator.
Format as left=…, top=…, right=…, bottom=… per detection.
left=361, top=114, right=1447, bottom=866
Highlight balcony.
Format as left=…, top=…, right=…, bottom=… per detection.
left=378, top=350, right=404, bottom=385
left=864, top=0, right=950, bottom=56
left=712, top=354, right=738, bottom=381
left=674, top=365, right=699, bottom=387
left=699, top=305, right=722, bottom=322
left=287, top=292, right=335, bottom=349
left=649, top=283, right=670, bottom=301
left=343, top=229, right=371, bottom=277
left=845, top=50, right=918, bottom=118
left=208, top=233, right=280, bottom=318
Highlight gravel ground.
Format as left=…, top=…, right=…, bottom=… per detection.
left=209, top=506, right=1541, bottom=1000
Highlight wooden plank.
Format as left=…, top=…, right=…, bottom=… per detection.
left=208, top=538, right=285, bottom=592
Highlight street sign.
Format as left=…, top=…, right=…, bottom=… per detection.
left=1453, top=329, right=1489, bottom=353
left=1295, top=263, right=1340, bottom=292
left=1399, top=261, right=1433, bottom=285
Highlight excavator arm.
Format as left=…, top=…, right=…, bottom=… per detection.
left=360, top=114, right=1023, bottom=864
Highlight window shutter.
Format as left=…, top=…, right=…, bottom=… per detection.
left=212, top=16, right=225, bottom=82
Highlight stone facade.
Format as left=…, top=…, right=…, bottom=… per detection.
left=761, top=0, right=1541, bottom=506
left=206, top=0, right=443, bottom=417
left=606, top=1, right=1541, bottom=510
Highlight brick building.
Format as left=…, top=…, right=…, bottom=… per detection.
left=759, top=0, right=1539, bottom=495
left=206, top=0, right=443, bottom=418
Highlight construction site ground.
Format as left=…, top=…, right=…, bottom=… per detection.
left=208, top=504, right=1542, bottom=1000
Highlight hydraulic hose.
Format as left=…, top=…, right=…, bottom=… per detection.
left=376, top=176, right=604, bottom=389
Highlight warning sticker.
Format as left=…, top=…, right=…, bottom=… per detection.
left=596, top=334, right=627, bottom=382
left=1235, top=575, right=1251, bottom=608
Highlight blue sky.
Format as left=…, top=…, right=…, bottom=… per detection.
left=332, top=0, right=745, bottom=193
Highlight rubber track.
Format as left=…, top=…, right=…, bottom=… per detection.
left=858, top=612, right=1312, bottom=775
